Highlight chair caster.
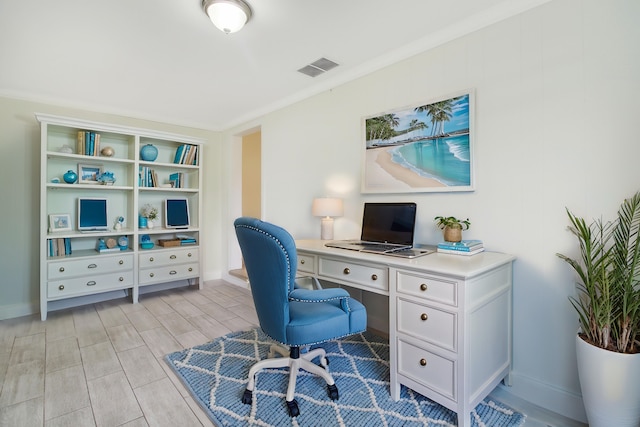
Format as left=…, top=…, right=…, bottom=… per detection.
left=287, top=399, right=300, bottom=417
left=241, top=389, right=252, bottom=405
left=327, top=384, right=339, bottom=400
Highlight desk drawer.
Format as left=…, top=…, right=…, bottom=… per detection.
left=48, top=270, right=133, bottom=299
left=396, top=270, right=457, bottom=306
left=397, top=298, right=457, bottom=352
left=297, top=253, right=316, bottom=274
left=319, top=258, right=388, bottom=292
left=48, top=254, right=133, bottom=280
left=397, top=337, right=456, bottom=401
left=139, top=248, right=199, bottom=267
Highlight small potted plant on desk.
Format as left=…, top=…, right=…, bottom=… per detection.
left=556, top=191, right=640, bottom=427
left=434, top=216, right=470, bottom=242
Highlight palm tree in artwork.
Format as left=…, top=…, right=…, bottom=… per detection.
left=414, top=97, right=460, bottom=136
left=365, top=113, right=400, bottom=143
left=408, top=119, right=428, bottom=139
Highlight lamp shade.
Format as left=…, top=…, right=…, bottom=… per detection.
left=203, top=0, right=252, bottom=34
left=312, top=198, right=343, bottom=218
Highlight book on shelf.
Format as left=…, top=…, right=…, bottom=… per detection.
left=48, top=238, right=72, bottom=257
left=96, top=247, right=122, bottom=253
left=173, top=144, right=198, bottom=165
left=169, top=172, right=184, bottom=188
left=437, top=240, right=483, bottom=251
left=437, top=247, right=485, bottom=256
left=77, top=131, right=101, bottom=156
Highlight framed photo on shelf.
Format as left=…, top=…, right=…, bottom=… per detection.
left=361, top=90, right=474, bottom=194
left=49, top=213, right=71, bottom=232
left=78, top=164, right=103, bottom=184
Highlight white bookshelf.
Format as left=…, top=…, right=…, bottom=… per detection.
left=37, top=114, right=204, bottom=320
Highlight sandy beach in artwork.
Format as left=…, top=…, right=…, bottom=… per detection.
left=365, top=146, right=445, bottom=190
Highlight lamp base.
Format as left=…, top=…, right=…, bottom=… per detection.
left=320, top=217, right=334, bottom=240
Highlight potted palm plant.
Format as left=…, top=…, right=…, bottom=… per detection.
left=434, top=216, right=470, bottom=242
left=556, top=191, right=640, bottom=427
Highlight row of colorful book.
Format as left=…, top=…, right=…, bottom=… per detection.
left=437, top=239, right=484, bottom=256
left=77, top=131, right=101, bottom=156
left=173, top=144, right=198, bottom=165
left=48, top=238, right=72, bottom=257
left=169, top=172, right=185, bottom=189
left=139, top=166, right=159, bottom=187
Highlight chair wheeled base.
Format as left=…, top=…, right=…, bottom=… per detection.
left=241, top=344, right=339, bottom=417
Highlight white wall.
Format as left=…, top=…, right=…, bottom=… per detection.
left=222, top=0, right=640, bottom=421
left=0, top=97, right=223, bottom=319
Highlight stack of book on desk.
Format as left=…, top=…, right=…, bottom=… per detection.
left=437, top=240, right=484, bottom=256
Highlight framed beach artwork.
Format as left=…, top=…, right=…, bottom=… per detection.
left=362, top=90, right=474, bottom=193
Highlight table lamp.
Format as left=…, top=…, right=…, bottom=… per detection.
left=312, top=197, right=343, bottom=240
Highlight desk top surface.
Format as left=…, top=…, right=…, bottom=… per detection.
left=296, top=239, right=515, bottom=279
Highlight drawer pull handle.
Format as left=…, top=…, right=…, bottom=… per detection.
left=86, top=281, right=96, bottom=286
left=119, top=260, right=124, bottom=265
left=300, top=259, right=306, bottom=265
left=188, top=267, right=193, bottom=272
left=421, top=313, right=428, bottom=321
left=419, top=358, right=427, bottom=367
left=149, top=273, right=155, bottom=277
left=420, top=283, right=428, bottom=291
left=170, top=270, right=177, bottom=275
left=188, top=253, right=192, bottom=257
left=371, top=274, right=378, bottom=281
left=149, top=257, right=154, bottom=262
left=119, top=277, right=124, bottom=282
left=170, top=255, right=177, bottom=259
left=58, top=285, right=64, bottom=291
left=343, top=268, right=350, bottom=275
left=59, top=267, right=65, bottom=272
left=88, top=264, right=97, bottom=269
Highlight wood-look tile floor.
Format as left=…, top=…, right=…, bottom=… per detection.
left=0, top=280, right=584, bottom=427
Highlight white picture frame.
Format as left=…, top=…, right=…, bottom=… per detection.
left=78, top=163, right=103, bottom=184
left=361, top=90, right=475, bottom=194
left=49, top=213, right=72, bottom=232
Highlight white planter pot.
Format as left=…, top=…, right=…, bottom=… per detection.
left=576, top=334, right=640, bottom=427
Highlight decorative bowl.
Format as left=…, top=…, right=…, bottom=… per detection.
left=140, top=242, right=154, bottom=250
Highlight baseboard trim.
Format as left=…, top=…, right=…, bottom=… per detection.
left=0, top=301, right=39, bottom=320
left=499, top=371, right=587, bottom=423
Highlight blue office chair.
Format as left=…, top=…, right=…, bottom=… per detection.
left=234, top=217, right=367, bottom=417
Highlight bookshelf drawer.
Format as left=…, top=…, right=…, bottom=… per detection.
left=396, top=270, right=457, bottom=307
left=48, top=270, right=134, bottom=299
left=48, top=254, right=134, bottom=280
left=139, top=248, right=199, bottom=267
left=397, top=297, right=457, bottom=352
left=139, top=262, right=199, bottom=285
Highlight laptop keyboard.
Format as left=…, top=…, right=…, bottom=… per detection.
left=361, top=244, right=408, bottom=252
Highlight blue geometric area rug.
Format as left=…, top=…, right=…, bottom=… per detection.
left=165, top=328, right=525, bottom=426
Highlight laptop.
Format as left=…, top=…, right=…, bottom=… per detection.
left=325, top=202, right=431, bottom=258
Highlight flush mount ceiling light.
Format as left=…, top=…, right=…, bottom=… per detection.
left=202, top=0, right=252, bottom=34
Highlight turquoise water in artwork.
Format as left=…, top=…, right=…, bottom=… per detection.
left=393, top=134, right=471, bottom=186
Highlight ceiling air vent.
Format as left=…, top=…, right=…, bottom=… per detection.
left=297, top=57, right=339, bottom=77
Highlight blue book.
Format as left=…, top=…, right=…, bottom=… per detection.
left=174, top=145, right=185, bottom=164
left=437, top=240, right=483, bottom=251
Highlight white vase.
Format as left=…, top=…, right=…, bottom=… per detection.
left=576, top=334, right=640, bottom=427
left=147, top=220, right=154, bottom=229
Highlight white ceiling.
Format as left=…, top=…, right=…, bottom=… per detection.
left=0, top=0, right=549, bottom=131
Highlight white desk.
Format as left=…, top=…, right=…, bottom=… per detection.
left=296, top=239, right=515, bottom=427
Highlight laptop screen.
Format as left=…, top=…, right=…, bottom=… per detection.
left=360, top=202, right=417, bottom=245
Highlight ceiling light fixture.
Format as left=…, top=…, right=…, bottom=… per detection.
left=202, top=0, right=252, bottom=34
